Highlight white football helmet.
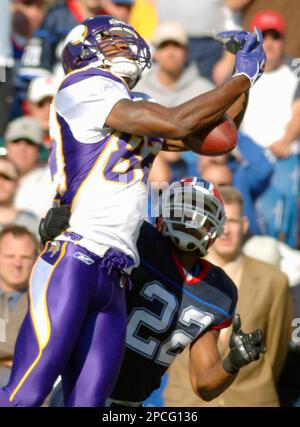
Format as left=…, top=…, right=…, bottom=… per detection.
left=159, top=177, right=226, bottom=256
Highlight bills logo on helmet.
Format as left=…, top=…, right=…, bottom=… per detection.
left=180, top=177, right=224, bottom=205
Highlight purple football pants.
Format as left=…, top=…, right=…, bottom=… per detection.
left=0, top=240, right=132, bottom=407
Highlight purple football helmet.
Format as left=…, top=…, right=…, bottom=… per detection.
left=61, top=15, right=151, bottom=88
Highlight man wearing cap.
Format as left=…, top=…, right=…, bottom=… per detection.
left=242, top=0, right=300, bottom=59
left=155, top=0, right=243, bottom=81
left=0, top=156, right=39, bottom=236
left=4, top=117, right=54, bottom=219
left=136, top=21, right=214, bottom=107
left=27, top=75, right=59, bottom=141
left=241, top=9, right=300, bottom=248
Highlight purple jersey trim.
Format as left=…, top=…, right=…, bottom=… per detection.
left=54, top=112, right=108, bottom=205
left=49, top=140, right=57, bottom=179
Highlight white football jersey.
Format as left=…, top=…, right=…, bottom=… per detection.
left=49, top=66, right=163, bottom=265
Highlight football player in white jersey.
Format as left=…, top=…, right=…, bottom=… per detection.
left=0, top=17, right=265, bottom=407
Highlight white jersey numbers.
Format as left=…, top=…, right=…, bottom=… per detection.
left=126, top=281, right=213, bottom=366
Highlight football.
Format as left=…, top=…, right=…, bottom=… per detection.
left=184, top=115, right=238, bottom=156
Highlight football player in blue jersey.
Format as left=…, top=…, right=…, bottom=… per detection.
left=43, top=178, right=265, bottom=407
left=0, top=15, right=265, bottom=407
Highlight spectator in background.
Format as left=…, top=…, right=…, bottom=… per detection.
left=150, top=152, right=190, bottom=183
left=241, top=10, right=300, bottom=248
left=136, top=21, right=213, bottom=182
left=164, top=186, right=292, bottom=407
left=0, top=156, right=39, bottom=236
left=242, top=234, right=300, bottom=407
left=99, top=0, right=133, bottom=22
left=229, top=132, right=273, bottom=236
left=0, top=225, right=39, bottom=388
left=136, top=21, right=214, bottom=107
left=4, top=117, right=54, bottom=219
left=155, top=0, right=240, bottom=80
left=12, top=0, right=48, bottom=60
left=0, top=0, right=14, bottom=138
left=11, top=0, right=49, bottom=119
left=243, top=235, right=300, bottom=290
left=198, top=154, right=228, bottom=175
left=201, top=162, right=233, bottom=187
left=27, top=75, right=60, bottom=147
left=20, top=0, right=134, bottom=80
left=242, top=0, right=300, bottom=60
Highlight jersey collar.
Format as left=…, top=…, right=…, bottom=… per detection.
left=172, top=253, right=212, bottom=285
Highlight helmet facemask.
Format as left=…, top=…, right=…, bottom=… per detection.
left=94, top=24, right=151, bottom=88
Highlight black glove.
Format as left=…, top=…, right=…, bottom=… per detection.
left=39, top=206, right=71, bottom=244
left=223, top=313, right=266, bottom=375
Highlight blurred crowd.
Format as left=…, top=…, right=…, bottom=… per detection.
left=0, top=0, right=300, bottom=407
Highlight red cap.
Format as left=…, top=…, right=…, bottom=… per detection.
left=250, top=9, right=285, bottom=35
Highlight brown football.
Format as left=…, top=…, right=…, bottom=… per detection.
left=185, top=115, right=238, bottom=156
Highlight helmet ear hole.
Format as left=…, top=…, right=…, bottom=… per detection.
left=75, top=56, right=83, bottom=65
left=187, top=242, right=196, bottom=250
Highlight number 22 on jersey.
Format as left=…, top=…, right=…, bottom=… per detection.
left=126, top=281, right=213, bottom=366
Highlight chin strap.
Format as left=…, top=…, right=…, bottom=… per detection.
left=105, top=57, right=142, bottom=88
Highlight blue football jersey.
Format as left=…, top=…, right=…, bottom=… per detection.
left=111, top=222, right=238, bottom=402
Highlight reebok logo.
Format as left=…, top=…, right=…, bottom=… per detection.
left=73, top=252, right=94, bottom=265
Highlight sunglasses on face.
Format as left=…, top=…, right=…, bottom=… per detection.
left=262, top=30, right=283, bottom=40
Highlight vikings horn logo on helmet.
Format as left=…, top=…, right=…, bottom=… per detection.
left=65, top=24, right=89, bottom=46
